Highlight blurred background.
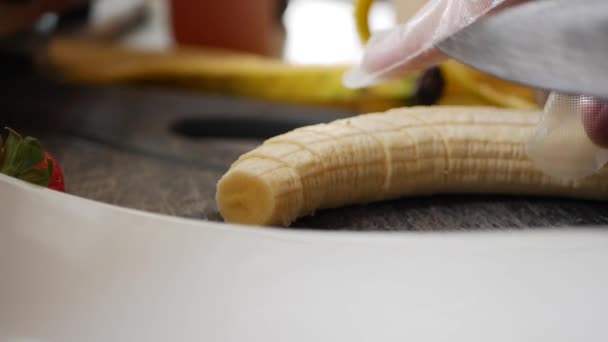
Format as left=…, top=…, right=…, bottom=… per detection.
left=0, top=0, right=410, bottom=65
left=1, top=0, right=456, bottom=120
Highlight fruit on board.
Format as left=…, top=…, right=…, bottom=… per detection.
left=0, top=127, right=65, bottom=192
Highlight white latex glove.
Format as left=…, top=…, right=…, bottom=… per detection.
left=343, top=0, right=530, bottom=88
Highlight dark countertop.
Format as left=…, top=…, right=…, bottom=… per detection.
left=2, top=78, right=608, bottom=230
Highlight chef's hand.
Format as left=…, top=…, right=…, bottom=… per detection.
left=344, top=0, right=532, bottom=88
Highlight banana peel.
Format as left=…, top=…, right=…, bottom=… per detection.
left=47, top=38, right=538, bottom=112
left=439, top=59, right=538, bottom=109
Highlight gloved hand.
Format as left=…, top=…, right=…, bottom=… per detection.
left=343, top=0, right=530, bottom=89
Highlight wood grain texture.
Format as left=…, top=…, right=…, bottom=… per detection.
left=2, top=77, right=608, bottom=230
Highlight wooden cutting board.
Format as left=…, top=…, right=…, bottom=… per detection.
left=2, top=77, right=608, bottom=230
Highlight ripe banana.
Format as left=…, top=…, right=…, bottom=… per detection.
left=48, top=38, right=538, bottom=111
left=216, top=106, right=608, bottom=227
left=48, top=38, right=416, bottom=112
left=354, top=0, right=374, bottom=43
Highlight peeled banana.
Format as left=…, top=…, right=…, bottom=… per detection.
left=216, top=106, right=608, bottom=227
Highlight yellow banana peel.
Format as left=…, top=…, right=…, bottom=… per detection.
left=48, top=37, right=538, bottom=112
left=49, top=38, right=417, bottom=112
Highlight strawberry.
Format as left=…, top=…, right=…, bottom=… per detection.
left=0, top=127, right=65, bottom=192
left=37, top=151, right=66, bottom=192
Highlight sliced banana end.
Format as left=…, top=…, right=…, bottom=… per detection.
left=216, top=170, right=276, bottom=226
left=216, top=160, right=304, bottom=227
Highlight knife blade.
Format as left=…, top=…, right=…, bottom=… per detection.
left=435, top=0, right=608, bottom=100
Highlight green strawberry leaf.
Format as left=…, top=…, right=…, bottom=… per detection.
left=14, top=137, right=45, bottom=176
left=0, top=128, right=23, bottom=176
left=18, top=168, right=51, bottom=187
left=1, top=128, right=46, bottom=178
left=0, top=127, right=52, bottom=188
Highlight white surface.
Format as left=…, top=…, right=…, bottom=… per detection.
left=1, top=174, right=608, bottom=341
left=283, top=0, right=396, bottom=64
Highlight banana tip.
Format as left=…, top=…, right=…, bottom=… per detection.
left=216, top=170, right=275, bottom=226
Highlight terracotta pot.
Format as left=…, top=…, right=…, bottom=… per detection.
left=169, top=0, right=285, bottom=57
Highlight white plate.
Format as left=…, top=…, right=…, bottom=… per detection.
left=1, top=174, right=607, bottom=342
